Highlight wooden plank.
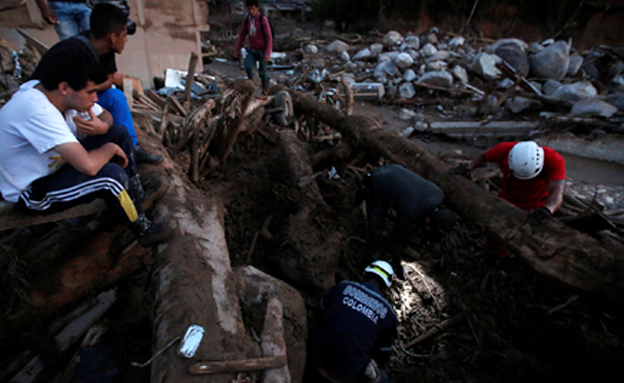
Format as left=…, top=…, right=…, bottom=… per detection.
left=0, top=200, right=107, bottom=231
left=189, top=356, right=287, bottom=375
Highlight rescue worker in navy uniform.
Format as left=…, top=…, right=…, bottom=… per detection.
left=360, top=164, right=456, bottom=278
left=309, top=260, right=398, bottom=383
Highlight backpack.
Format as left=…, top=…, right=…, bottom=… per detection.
left=245, top=11, right=273, bottom=41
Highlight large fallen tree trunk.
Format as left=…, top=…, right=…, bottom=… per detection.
left=148, top=164, right=259, bottom=382
left=279, top=86, right=624, bottom=306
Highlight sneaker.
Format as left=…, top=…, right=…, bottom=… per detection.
left=131, top=215, right=173, bottom=247
left=134, top=145, right=164, bottom=165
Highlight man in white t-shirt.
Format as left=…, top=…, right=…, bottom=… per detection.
left=0, top=42, right=170, bottom=246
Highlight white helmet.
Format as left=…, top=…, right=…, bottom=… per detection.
left=508, top=141, right=544, bottom=180
left=364, top=260, right=395, bottom=288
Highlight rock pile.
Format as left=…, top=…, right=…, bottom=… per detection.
left=294, top=29, right=624, bottom=122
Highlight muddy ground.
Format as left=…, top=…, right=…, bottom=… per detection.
left=1, top=6, right=624, bottom=383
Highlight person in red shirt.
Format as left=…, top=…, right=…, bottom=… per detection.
left=467, top=141, right=566, bottom=221
left=233, top=0, right=273, bottom=91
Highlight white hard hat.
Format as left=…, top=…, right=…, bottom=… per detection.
left=364, top=260, right=395, bottom=288
left=508, top=141, right=544, bottom=180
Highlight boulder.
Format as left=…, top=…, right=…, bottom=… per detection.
left=449, top=36, right=465, bottom=47
left=304, top=44, right=318, bottom=55
left=428, top=50, right=451, bottom=62
left=472, top=52, right=503, bottom=80
left=420, top=43, right=438, bottom=57
left=487, top=38, right=528, bottom=53
left=529, top=40, right=570, bottom=80
left=394, top=52, right=414, bottom=69
left=604, top=92, right=624, bottom=111
left=382, top=31, right=404, bottom=47
left=543, top=79, right=562, bottom=96
left=451, top=65, right=469, bottom=83
left=370, top=43, right=384, bottom=56
left=550, top=81, right=597, bottom=102
left=419, top=71, right=454, bottom=87
left=404, top=69, right=417, bottom=82
left=426, top=60, right=448, bottom=71
left=374, top=60, right=401, bottom=78
left=327, top=40, right=349, bottom=54
left=506, top=96, right=539, bottom=114
left=571, top=98, right=618, bottom=118
left=398, top=82, right=416, bottom=99
left=378, top=51, right=399, bottom=62
left=567, top=55, right=583, bottom=77
left=353, top=48, right=374, bottom=61
left=404, top=35, right=420, bottom=50
left=495, top=43, right=529, bottom=77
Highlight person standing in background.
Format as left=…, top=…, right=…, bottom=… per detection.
left=36, top=0, right=92, bottom=40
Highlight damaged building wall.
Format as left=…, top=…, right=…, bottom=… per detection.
left=0, top=0, right=208, bottom=88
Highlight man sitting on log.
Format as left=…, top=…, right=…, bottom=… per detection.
left=308, top=260, right=398, bottom=383
left=359, top=164, right=456, bottom=278
left=466, top=141, right=566, bottom=221
left=31, top=1, right=164, bottom=165
left=0, top=41, right=170, bottom=247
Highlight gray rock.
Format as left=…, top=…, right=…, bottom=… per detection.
left=472, top=52, right=503, bottom=80
left=451, top=65, right=468, bottom=83
left=304, top=44, right=318, bottom=55
left=449, top=36, right=465, bottom=47
left=529, top=40, right=570, bottom=80
left=506, top=96, right=538, bottom=113
left=370, top=43, right=384, bottom=55
left=378, top=51, right=399, bottom=62
left=543, top=79, right=562, bottom=96
left=604, top=92, right=624, bottom=111
left=426, top=60, right=448, bottom=71
left=327, top=40, right=349, bottom=53
left=394, top=52, right=414, bottom=69
left=340, top=51, right=350, bottom=62
left=403, top=69, right=417, bottom=82
left=383, top=31, right=404, bottom=47
left=353, top=48, right=373, bottom=61
left=406, top=49, right=420, bottom=61
left=374, top=60, right=401, bottom=78
left=571, top=98, right=618, bottom=117
left=488, top=38, right=528, bottom=53
left=495, top=43, right=529, bottom=77
left=567, top=55, right=583, bottom=77
left=399, top=108, right=417, bottom=120
left=420, top=43, right=438, bottom=57
left=428, top=50, right=451, bottom=62
left=550, top=81, right=597, bottom=102
left=398, top=82, right=416, bottom=99
left=419, top=71, right=454, bottom=87
left=611, top=74, right=624, bottom=92
left=404, top=35, right=420, bottom=50
left=421, top=33, right=438, bottom=45
left=497, top=78, right=516, bottom=90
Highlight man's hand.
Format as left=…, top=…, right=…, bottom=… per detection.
left=74, top=109, right=110, bottom=136
left=529, top=207, right=552, bottom=223
left=37, top=3, right=57, bottom=25
left=108, top=143, right=128, bottom=168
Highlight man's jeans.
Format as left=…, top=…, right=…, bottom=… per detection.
left=48, top=1, right=91, bottom=40
left=244, top=49, right=269, bottom=89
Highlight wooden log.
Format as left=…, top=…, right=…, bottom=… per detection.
left=283, top=86, right=624, bottom=306
left=260, top=298, right=291, bottom=383
left=277, top=129, right=342, bottom=291
left=233, top=266, right=308, bottom=383
left=183, top=52, right=199, bottom=109
left=148, top=163, right=258, bottom=382
left=0, top=199, right=106, bottom=232
left=189, top=356, right=287, bottom=375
